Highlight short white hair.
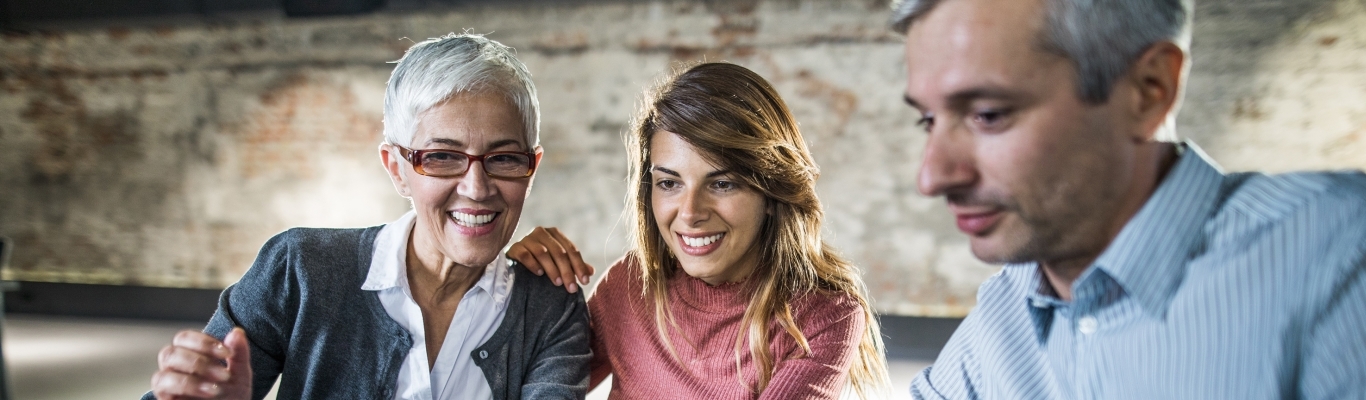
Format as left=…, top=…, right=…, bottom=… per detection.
left=383, top=33, right=540, bottom=148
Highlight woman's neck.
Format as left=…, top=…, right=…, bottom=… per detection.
left=406, top=229, right=485, bottom=304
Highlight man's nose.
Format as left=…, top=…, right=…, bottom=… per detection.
left=917, top=128, right=979, bottom=197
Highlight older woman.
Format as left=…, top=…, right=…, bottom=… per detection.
left=511, top=63, right=890, bottom=399
left=146, top=34, right=591, bottom=400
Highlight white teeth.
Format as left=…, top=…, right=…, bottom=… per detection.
left=451, top=211, right=496, bottom=227
left=682, top=233, right=723, bottom=247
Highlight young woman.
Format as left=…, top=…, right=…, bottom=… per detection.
left=510, top=62, right=890, bottom=398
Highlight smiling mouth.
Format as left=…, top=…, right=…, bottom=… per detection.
left=677, top=232, right=724, bottom=256
left=682, top=233, right=723, bottom=247
left=450, top=211, right=498, bottom=228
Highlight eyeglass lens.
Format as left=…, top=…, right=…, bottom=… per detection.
left=419, top=151, right=531, bottom=177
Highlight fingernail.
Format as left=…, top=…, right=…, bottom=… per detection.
left=200, top=382, right=221, bottom=396
left=553, top=277, right=562, bottom=286
left=214, top=343, right=230, bottom=357
left=580, top=275, right=589, bottom=285
left=568, top=283, right=578, bottom=293
left=535, top=269, right=544, bottom=276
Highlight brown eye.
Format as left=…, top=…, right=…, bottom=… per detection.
left=975, top=111, right=1002, bottom=124
left=483, top=153, right=532, bottom=177
left=971, top=108, right=1012, bottom=131
left=916, top=115, right=935, bottom=132
left=655, top=179, right=680, bottom=191
left=485, top=154, right=523, bottom=164
left=423, top=151, right=460, bottom=163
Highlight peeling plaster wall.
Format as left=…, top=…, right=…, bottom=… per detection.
left=1, top=0, right=1364, bottom=316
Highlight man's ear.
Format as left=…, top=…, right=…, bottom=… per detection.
left=379, top=143, right=412, bottom=198
left=1126, top=40, right=1186, bottom=142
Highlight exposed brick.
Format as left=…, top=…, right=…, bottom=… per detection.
left=0, top=0, right=1363, bottom=317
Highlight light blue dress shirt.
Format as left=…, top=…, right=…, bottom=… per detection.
left=911, top=142, right=1366, bottom=399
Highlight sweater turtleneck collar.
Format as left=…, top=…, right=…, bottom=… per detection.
left=668, top=269, right=757, bottom=313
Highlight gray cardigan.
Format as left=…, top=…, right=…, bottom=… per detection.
left=142, top=226, right=591, bottom=400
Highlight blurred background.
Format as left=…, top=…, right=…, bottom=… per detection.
left=0, top=0, right=1364, bottom=398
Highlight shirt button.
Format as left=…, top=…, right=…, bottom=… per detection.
left=1031, top=299, right=1049, bottom=308
left=479, top=350, right=489, bottom=359
left=1078, top=316, right=1098, bottom=334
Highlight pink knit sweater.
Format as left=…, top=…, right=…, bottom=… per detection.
left=587, top=256, right=865, bottom=399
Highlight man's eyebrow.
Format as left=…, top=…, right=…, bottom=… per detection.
left=904, top=87, right=1025, bottom=111
left=903, top=94, right=923, bottom=110
left=946, top=87, right=1023, bottom=108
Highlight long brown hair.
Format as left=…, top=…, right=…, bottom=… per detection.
left=625, top=62, right=890, bottom=397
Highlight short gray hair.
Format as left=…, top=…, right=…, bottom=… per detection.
left=890, top=0, right=1192, bottom=104
left=383, top=33, right=540, bottom=148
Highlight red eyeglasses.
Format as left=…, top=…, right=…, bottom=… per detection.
left=393, top=144, right=540, bottom=178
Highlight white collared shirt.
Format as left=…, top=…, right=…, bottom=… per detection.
left=361, top=211, right=514, bottom=400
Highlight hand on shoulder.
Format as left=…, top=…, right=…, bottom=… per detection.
left=507, top=226, right=597, bottom=294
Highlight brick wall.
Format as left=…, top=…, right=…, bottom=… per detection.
left=1, top=0, right=1362, bottom=316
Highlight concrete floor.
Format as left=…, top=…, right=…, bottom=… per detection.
left=3, top=314, right=930, bottom=399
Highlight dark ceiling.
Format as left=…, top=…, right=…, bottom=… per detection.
left=2, top=0, right=385, bottom=24
left=0, top=0, right=606, bottom=30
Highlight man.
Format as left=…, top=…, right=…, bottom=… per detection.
left=892, top=0, right=1366, bottom=398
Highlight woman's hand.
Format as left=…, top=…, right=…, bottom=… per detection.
left=507, top=226, right=596, bottom=293
left=151, top=327, right=253, bottom=400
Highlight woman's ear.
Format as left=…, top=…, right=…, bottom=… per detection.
left=530, top=146, right=545, bottom=179
left=379, top=143, right=412, bottom=198
left=521, top=146, right=545, bottom=190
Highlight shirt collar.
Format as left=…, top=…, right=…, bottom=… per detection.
left=361, top=210, right=514, bottom=306
left=1025, top=268, right=1063, bottom=344
left=1022, top=142, right=1225, bottom=343
left=477, top=253, right=513, bottom=305
left=1090, top=141, right=1225, bottom=319
left=362, top=210, right=417, bottom=291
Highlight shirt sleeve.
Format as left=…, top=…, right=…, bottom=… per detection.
left=1296, top=182, right=1366, bottom=399
left=909, top=366, right=946, bottom=400
left=207, top=231, right=297, bottom=400
left=585, top=256, right=635, bottom=392
left=520, top=290, right=594, bottom=399
left=909, top=355, right=974, bottom=400
left=138, top=232, right=296, bottom=395
left=586, top=292, right=612, bottom=390
left=1298, top=240, right=1366, bottom=399
left=138, top=231, right=297, bottom=400
left=909, top=316, right=981, bottom=400
left=757, top=295, right=864, bottom=400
